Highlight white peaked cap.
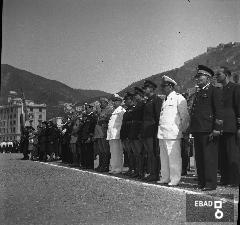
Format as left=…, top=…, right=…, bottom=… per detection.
left=162, top=75, right=177, bottom=86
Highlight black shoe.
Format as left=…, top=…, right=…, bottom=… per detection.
left=21, top=157, right=29, bottom=160
left=181, top=171, right=187, bottom=176
left=130, top=172, right=139, bottom=178
left=146, top=175, right=158, bottom=182
left=197, top=185, right=204, bottom=189
left=99, top=167, right=109, bottom=172
left=219, top=182, right=228, bottom=186
left=95, top=166, right=102, bottom=172
left=202, top=187, right=216, bottom=191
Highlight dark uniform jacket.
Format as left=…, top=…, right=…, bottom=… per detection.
left=190, top=84, right=224, bottom=133
left=141, top=94, right=163, bottom=138
left=38, top=128, right=48, bottom=152
left=81, top=112, right=97, bottom=141
left=120, top=106, right=134, bottom=140
left=222, top=82, right=240, bottom=132
left=128, top=101, right=144, bottom=140
left=48, top=126, right=60, bottom=144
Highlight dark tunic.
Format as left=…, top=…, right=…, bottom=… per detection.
left=219, top=82, right=240, bottom=185
left=141, top=94, right=163, bottom=138
left=128, top=102, right=144, bottom=140
left=190, top=84, right=224, bottom=189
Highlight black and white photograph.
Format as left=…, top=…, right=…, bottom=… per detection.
left=1, top=0, right=239, bottom=224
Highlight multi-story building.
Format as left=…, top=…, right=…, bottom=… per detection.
left=0, top=96, right=46, bottom=142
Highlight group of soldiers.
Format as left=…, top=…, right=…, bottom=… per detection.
left=20, top=64, right=240, bottom=191
left=20, top=121, right=61, bottom=161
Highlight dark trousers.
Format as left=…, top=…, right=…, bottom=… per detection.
left=143, top=137, right=160, bottom=179
left=81, top=142, right=94, bottom=169
left=181, top=138, right=190, bottom=174
left=22, top=141, right=29, bottom=158
left=193, top=133, right=219, bottom=189
left=219, top=133, right=240, bottom=185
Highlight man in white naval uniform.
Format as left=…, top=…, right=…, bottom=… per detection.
left=107, top=94, right=126, bottom=174
left=157, top=76, right=190, bottom=186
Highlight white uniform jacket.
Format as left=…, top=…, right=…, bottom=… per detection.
left=157, top=91, right=189, bottom=139
left=106, top=106, right=126, bottom=140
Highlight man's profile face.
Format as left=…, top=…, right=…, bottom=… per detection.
left=195, top=74, right=209, bottom=88
left=100, top=101, right=108, bottom=109
left=124, top=98, right=133, bottom=107
left=215, top=68, right=226, bottom=83
left=144, top=86, right=153, bottom=96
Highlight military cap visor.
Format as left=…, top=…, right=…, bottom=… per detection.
left=161, top=75, right=177, bottom=86
left=86, top=104, right=94, bottom=108
left=134, top=87, right=144, bottom=95
left=143, top=80, right=157, bottom=89
left=99, top=97, right=109, bottom=103
left=124, top=92, right=134, bottom=100
left=195, top=65, right=214, bottom=77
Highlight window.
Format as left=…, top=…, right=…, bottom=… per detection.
left=14, top=114, right=16, bottom=118
left=13, top=120, right=16, bottom=125
left=13, top=127, right=16, bottom=133
left=30, top=107, right=33, bottom=112
left=39, top=115, right=42, bottom=119
left=39, top=108, right=42, bottom=112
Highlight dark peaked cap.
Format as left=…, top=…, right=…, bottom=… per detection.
left=196, top=65, right=214, bottom=77
left=143, top=80, right=157, bottom=89
left=124, top=92, right=134, bottom=100
left=134, top=87, right=144, bottom=95
left=111, top=94, right=123, bottom=102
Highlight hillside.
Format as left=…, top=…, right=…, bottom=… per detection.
left=0, top=64, right=111, bottom=119
left=119, top=42, right=240, bottom=95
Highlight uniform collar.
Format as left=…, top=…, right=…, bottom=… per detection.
left=165, top=91, right=176, bottom=101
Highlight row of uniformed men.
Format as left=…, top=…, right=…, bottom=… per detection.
left=27, top=64, right=240, bottom=191
left=94, top=64, right=240, bottom=190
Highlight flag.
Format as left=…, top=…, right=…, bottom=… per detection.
left=20, top=89, right=29, bottom=134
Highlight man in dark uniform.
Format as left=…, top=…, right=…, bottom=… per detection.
left=21, top=127, right=30, bottom=160
left=190, top=65, right=224, bottom=191
left=140, top=80, right=163, bottom=181
left=215, top=66, right=240, bottom=186
left=61, top=120, right=72, bottom=163
left=38, top=122, right=48, bottom=161
left=120, top=92, right=135, bottom=176
left=128, top=87, right=145, bottom=179
left=80, top=104, right=97, bottom=169
left=48, top=121, right=60, bottom=161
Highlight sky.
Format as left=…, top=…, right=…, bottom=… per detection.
left=2, top=0, right=240, bottom=93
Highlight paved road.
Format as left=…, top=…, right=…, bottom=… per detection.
left=0, top=153, right=238, bottom=225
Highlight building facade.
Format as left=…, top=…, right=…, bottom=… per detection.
left=0, top=97, right=46, bottom=142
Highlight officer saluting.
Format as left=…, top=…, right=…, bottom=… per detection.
left=190, top=65, right=224, bottom=191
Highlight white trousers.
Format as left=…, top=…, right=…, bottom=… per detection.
left=109, top=139, right=123, bottom=172
left=159, top=139, right=182, bottom=185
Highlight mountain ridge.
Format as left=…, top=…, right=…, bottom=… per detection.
left=1, top=64, right=111, bottom=119
left=119, top=42, right=240, bottom=95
